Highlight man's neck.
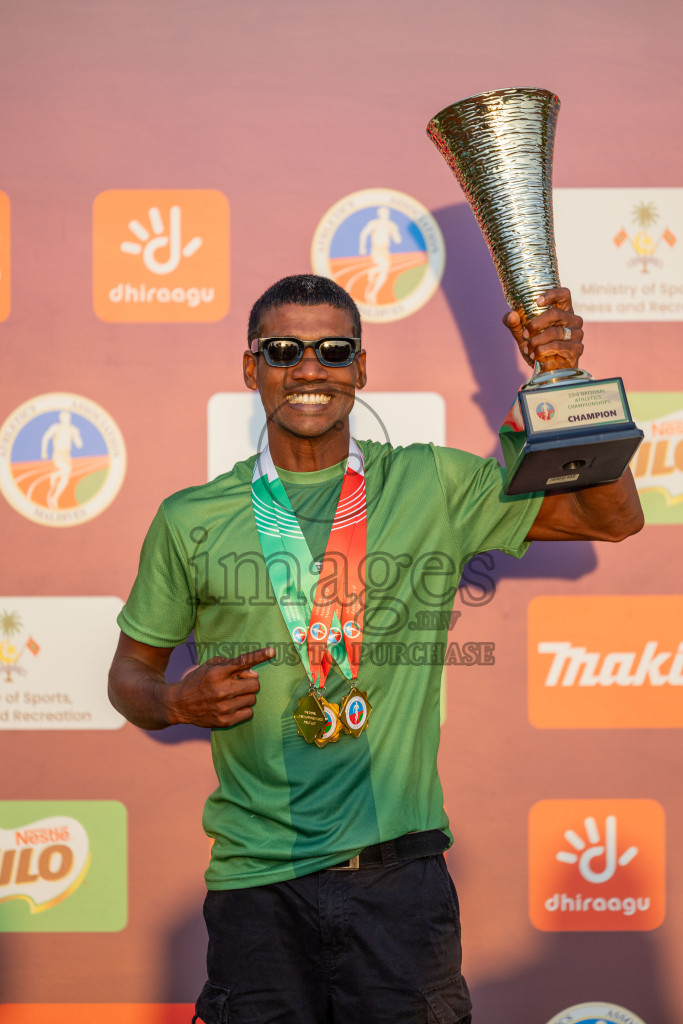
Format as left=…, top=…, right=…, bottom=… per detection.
left=266, top=424, right=351, bottom=472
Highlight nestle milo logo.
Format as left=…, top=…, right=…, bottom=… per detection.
left=0, top=816, right=90, bottom=911
left=0, top=801, right=127, bottom=932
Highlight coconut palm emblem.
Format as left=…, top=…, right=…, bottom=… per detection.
left=614, top=202, right=677, bottom=273
left=0, top=611, right=40, bottom=681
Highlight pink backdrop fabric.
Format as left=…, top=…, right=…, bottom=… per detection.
left=1, top=2, right=682, bottom=1022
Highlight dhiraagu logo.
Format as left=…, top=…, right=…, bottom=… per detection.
left=93, top=189, right=230, bottom=322
left=0, top=801, right=127, bottom=932
left=529, top=799, right=665, bottom=932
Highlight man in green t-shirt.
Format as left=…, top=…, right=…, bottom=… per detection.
left=109, top=274, right=643, bottom=1024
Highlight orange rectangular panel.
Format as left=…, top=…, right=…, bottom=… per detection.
left=528, top=595, right=683, bottom=728
left=0, top=1006, right=193, bottom=1024
left=93, top=189, right=229, bottom=323
left=529, top=798, right=666, bottom=931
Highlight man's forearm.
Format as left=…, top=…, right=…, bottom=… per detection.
left=108, top=655, right=175, bottom=730
left=527, top=467, right=644, bottom=542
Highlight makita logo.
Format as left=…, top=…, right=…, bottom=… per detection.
left=538, top=641, right=683, bottom=687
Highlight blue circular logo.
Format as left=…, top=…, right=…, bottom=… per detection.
left=345, top=696, right=367, bottom=728
left=311, top=189, right=445, bottom=323
left=535, top=401, right=556, bottom=421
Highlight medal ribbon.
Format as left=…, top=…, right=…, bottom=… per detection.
left=251, top=440, right=366, bottom=689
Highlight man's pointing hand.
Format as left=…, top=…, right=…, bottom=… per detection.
left=165, top=647, right=276, bottom=729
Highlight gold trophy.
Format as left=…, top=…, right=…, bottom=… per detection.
left=427, top=88, right=643, bottom=494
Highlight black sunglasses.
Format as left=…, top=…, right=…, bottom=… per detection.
left=250, top=336, right=362, bottom=368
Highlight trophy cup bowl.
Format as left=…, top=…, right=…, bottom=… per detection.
left=427, top=87, right=643, bottom=494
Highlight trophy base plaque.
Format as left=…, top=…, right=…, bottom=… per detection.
left=501, top=376, right=644, bottom=495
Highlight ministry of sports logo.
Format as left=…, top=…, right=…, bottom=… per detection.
left=311, top=188, right=445, bottom=323
left=0, top=393, right=126, bottom=527
left=545, top=1003, right=647, bottom=1024
left=614, top=201, right=676, bottom=274
left=0, top=610, right=39, bottom=683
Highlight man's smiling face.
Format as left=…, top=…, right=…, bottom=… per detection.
left=243, top=302, right=367, bottom=446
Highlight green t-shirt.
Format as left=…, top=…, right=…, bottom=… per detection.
left=118, top=441, right=542, bottom=889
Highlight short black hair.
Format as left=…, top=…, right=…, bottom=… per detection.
left=248, top=274, right=361, bottom=341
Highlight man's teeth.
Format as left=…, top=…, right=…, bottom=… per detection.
left=286, top=394, right=332, bottom=405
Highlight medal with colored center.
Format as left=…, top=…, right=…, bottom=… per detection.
left=293, top=691, right=327, bottom=744
left=314, top=697, right=342, bottom=748
left=339, top=687, right=372, bottom=738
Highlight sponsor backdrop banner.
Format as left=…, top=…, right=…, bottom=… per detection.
left=1, top=2, right=682, bottom=1023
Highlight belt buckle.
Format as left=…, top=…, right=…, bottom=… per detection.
left=328, top=854, right=360, bottom=871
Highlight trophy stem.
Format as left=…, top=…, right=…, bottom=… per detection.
left=522, top=365, right=594, bottom=391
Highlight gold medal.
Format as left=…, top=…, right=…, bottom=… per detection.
left=314, top=697, right=343, bottom=748
left=339, top=687, right=372, bottom=738
left=293, top=691, right=326, bottom=744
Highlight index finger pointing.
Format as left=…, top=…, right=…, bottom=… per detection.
left=232, top=647, right=276, bottom=671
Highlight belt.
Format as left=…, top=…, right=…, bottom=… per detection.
left=327, top=829, right=449, bottom=871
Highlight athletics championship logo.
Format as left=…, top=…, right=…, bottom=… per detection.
left=536, top=401, right=556, bottom=421
left=311, top=189, right=445, bottom=323
left=321, top=704, right=338, bottom=739
left=292, top=627, right=307, bottom=645
left=344, top=695, right=367, bottom=729
left=328, top=626, right=342, bottom=646
left=545, top=1003, right=647, bottom=1024
left=0, top=393, right=126, bottom=527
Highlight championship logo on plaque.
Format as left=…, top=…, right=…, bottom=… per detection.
left=545, top=1002, right=647, bottom=1024
left=311, top=188, right=445, bottom=323
left=0, top=393, right=126, bottom=527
